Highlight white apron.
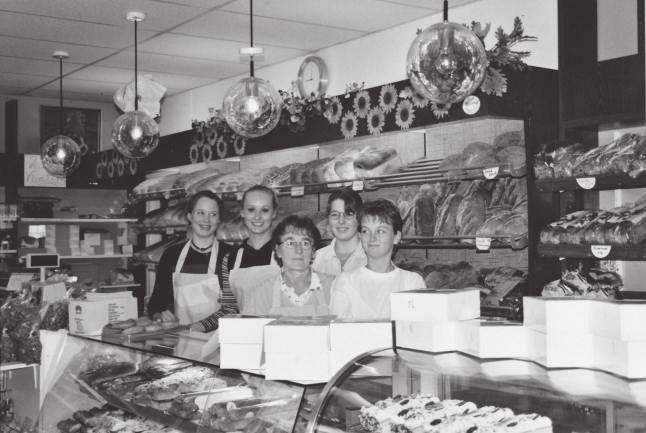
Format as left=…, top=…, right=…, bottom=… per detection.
left=172, top=241, right=221, bottom=326
left=229, top=246, right=280, bottom=301
left=268, top=279, right=329, bottom=317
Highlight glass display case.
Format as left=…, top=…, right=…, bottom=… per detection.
left=307, top=348, right=646, bottom=433
left=39, top=333, right=325, bottom=433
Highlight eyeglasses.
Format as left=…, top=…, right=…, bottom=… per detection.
left=192, top=210, right=218, bottom=220
left=329, top=211, right=356, bottom=221
left=279, top=239, right=313, bottom=249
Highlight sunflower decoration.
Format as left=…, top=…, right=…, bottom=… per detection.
left=430, top=102, right=450, bottom=119
left=353, top=90, right=371, bottom=118
left=379, top=84, right=398, bottom=114
left=216, top=137, right=228, bottom=159
left=233, top=135, right=247, bottom=156
left=192, top=123, right=205, bottom=147
left=324, top=96, right=343, bottom=124
left=205, top=125, right=218, bottom=146
left=340, top=111, right=358, bottom=140
left=395, top=100, right=415, bottom=130
left=367, top=107, right=386, bottom=136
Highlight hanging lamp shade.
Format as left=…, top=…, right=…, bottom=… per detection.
left=40, top=51, right=82, bottom=178
left=112, top=11, right=159, bottom=159
left=406, top=0, right=487, bottom=105
left=222, top=0, right=282, bottom=138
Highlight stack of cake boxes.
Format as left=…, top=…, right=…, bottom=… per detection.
left=219, top=316, right=392, bottom=381
left=391, top=289, right=527, bottom=359
left=523, top=297, right=646, bottom=378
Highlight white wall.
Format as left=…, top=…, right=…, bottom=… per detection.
left=159, top=0, right=559, bottom=136
left=1, top=94, right=120, bottom=155
left=598, top=0, right=638, bottom=61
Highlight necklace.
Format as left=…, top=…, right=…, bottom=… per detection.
left=190, top=240, right=213, bottom=253
left=279, top=271, right=321, bottom=306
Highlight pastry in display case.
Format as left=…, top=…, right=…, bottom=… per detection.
left=307, top=348, right=646, bottom=433
left=38, top=333, right=314, bottom=433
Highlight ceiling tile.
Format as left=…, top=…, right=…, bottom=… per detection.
left=97, top=51, right=248, bottom=79
left=221, top=0, right=433, bottom=32
left=0, top=36, right=118, bottom=64
left=173, top=9, right=364, bottom=50
left=139, top=33, right=306, bottom=63
left=0, top=11, right=156, bottom=49
left=67, top=66, right=216, bottom=91
left=376, top=0, right=475, bottom=10
left=0, top=72, right=53, bottom=89
left=0, top=0, right=215, bottom=30
left=0, top=56, right=79, bottom=76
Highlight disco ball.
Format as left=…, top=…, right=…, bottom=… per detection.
left=112, top=110, right=160, bottom=159
left=40, top=134, right=82, bottom=177
left=222, top=76, right=282, bottom=138
left=406, top=21, right=488, bottom=105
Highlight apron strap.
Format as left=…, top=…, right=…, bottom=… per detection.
left=175, top=241, right=192, bottom=273
left=176, top=240, right=219, bottom=274
left=233, top=247, right=244, bottom=269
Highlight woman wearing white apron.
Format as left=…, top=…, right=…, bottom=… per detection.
left=312, top=188, right=367, bottom=277
left=148, top=191, right=236, bottom=331
left=229, top=185, right=281, bottom=299
left=239, top=215, right=333, bottom=317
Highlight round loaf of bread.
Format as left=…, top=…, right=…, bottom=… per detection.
left=145, top=324, right=162, bottom=332
left=122, top=325, right=145, bottom=335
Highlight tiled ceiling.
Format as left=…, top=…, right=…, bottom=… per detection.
left=0, top=0, right=481, bottom=103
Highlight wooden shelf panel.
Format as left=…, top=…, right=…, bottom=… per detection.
left=535, top=173, right=646, bottom=192
left=21, top=218, right=137, bottom=223
left=537, top=243, right=646, bottom=260
left=60, top=254, right=133, bottom=259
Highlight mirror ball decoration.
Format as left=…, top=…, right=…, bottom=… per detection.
left=406, top=21, right=487, bottom=105
left=222, top=76, right=282, bottom=138
left=41, top=134, right=82, bottom=177
left=112, top=110, right=160, bottom=159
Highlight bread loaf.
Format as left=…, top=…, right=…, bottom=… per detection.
left=434, top=193, right=463, bottom=236
left=456, top=188, right=487, bottom=237
left=263, top=163, right=303, bottom=187
left=493, top=130, right=523, bottom=150
left=461, top=142, right=498, bottom=168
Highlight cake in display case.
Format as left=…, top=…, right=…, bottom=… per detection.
left=307, top=348, right=646, bottom=433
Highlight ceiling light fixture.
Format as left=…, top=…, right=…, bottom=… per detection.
left=406, top=0, right=487, bottom=105
left=222, top=0, right=282, bottom=138
left=40, top=51, right=82, bottom=178
left=112, top=11, right=160, bottom=159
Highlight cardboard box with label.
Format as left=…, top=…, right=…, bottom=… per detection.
left=68, top=291, right=137, bottom=335
left=391, top=288, right=480, bottom=322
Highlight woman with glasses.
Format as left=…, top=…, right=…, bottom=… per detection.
left=312, top=188, right=367, bottom=277
left=148, top=190, right=237, bottom=331
left=238, top=214, right=333, bottom=317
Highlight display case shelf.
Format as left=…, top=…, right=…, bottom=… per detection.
left=0, top=362, right=38, bottom=372
left=537, top=243, right=646, bottom=260
left=535, top=173, right=646, bottom=192
left=20, top=218, right=138, bottom=223
left=60, top=254, right=133, bottom=259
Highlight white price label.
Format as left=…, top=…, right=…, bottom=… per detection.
left=290, top=186, right=305, bottom=197
left=327, top=182, right=342, bottom=189
left=590, top=245, right=612, bottom=258
left=352, top=180, right=364, bottom=191
left=475, top=237, right=492, bottom=251
left=482, top=167, right=500, bottom=179
left=576, top=177, right=596, bottom=189
left=165, top=227, right=174, bottom=235
left=343, top=181, right=353, bottom=187
left=236, top=192, right=244, bottom=201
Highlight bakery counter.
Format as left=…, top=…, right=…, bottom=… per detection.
left=307, top=348, right=646, bottom=433
left=39, top=332, right=326, bottom=433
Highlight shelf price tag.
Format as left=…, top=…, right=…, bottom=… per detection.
left=482, top=167, right=499, bottom=179
left=290, top=186, right=305, bottom=197
left=352, top=180, right=364, bottom=191
left=576, top=177, right=596, bottom=190
left=475, top=237, right=492, bottom=251
left=235, top=192, right=244, bottom=201
left=165, top=227, right=174, bottom=235
left=327, top=182, right=342, bottom=189
left=590, top=245, right=611, bottom=258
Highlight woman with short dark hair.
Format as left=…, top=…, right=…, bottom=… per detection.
left=238, top=214, right=333, bottom=317
left=148, top=190, right=237, bottom=331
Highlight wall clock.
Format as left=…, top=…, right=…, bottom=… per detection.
left=297, top=56, right=329, bottom=98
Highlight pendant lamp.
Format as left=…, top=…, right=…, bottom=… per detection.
left=406, top=0, right=487, bottom=105
left=112, top=11, right=160, bottom=159
left=222, top=0, right=282, bottom=138
left=40, top=51, right=82, bottom=178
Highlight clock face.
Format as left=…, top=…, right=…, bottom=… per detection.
left=298, top=56, right=328, bottom=98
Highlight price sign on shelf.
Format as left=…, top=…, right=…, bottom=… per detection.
left=590, top=245, right=612, bottom=258
left=576, top=177, right=596, bottom=190
left=290, top=186, right=305, bottom=197
left=327, top=182, right=342, bottom=189
left=352, top=180, right=364, bottom=191
left=482, top=167, right=500, bottom=180
left=165, top=227, right=174, bottom=235
left=475, top=237, right=492, bottom=251
left=236, top=192, right=244, bottom=201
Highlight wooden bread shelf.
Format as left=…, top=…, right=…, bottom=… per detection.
left=537, top=243, right=646, bottom=260
left=535, top=173, right=646, bottom=192
left=21, top=218, right=137, bottom=223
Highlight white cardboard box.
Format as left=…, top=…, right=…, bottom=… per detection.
left=523, top=296, right=591, bottom=333
left=330, top=320, right=392, bottom=351
left=588, top=300, right=646, bottom=341
left=219, top=316, right=276, bottom=344
left=68, top=295, right=137, bottom=335
left=263, top=317, right=331, bottom=353
left=220, top=343, right=264, bottom=370
left=264, top=351, right=330, bottom=382
left=395, top=320, right=470, bottom=353
left=463, top=320, right=528, bottom=359
left=390, top=289, right=480, bottom=322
